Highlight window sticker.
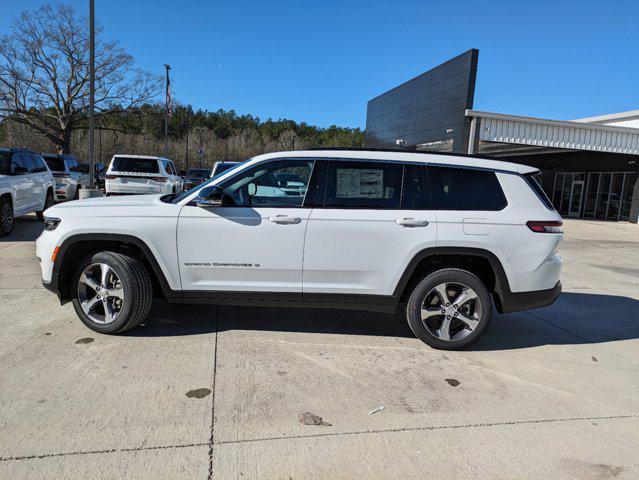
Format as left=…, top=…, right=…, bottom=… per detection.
left=336, top=168, right=384, bottom=198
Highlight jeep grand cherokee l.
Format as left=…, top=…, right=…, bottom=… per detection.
left=36, top=149, right=563, bottom=349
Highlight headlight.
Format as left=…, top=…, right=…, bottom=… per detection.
left=44, top=217, right=61, bottom=231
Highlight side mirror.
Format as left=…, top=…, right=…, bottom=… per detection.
left=195, top=185, right=224, bottom=207
left=247, top=183, right=257, bottom=196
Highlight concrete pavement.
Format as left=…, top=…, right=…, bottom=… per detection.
left=0, top=216, right=638, bottom=479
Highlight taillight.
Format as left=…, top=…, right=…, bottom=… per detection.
left=105, top=174, right=118, bottom=180
left=150, top=176, right=167, bottom=183
left=526, top=220, right=563, bottom=233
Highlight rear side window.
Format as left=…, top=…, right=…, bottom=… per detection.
left=324, top=161, right=402, bottom=209
left=112, top=157, right=159, bottom=173
left=524, top=172, right=554, bottom=210
left=428, top=166, right=507, bottom=211
left=20, top=153, right=38, bottom=173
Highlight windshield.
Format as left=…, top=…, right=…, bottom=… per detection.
left=167, top=159, right=248, bottom=204
left=111, top=157, right=159, bottom=173
left=44, top=157, right=66, bottom=171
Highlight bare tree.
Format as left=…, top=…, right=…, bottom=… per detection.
left=0, top=3, right=161, bottom=154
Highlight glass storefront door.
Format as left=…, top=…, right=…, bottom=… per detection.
left=564, top=171, right=637, bottom=221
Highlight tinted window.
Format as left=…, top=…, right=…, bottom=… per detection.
left=220, top=160, right=314, bottom=207
left=0, top=152, right=11, bottom=175
left=32, top=155, right=47, bottom=173
left=44, top=157, right=66, bottom=171
left=10, top=153, right=27, bottom=174
left=20, top=153, right=38, bottom=173
left=402, top=164, right=429, bottom=209
left=324, top=161, right=402, bottom=209
left=429, top=166, right=507, bottom=211
left=111, top=157, right=160, bottom=173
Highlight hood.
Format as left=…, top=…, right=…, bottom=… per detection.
left=45, top=194, right=165, bottom=215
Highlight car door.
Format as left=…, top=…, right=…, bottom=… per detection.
left=302, top=160, right=436, bottom=299
left=177, top=158, right=317, bottom=298
left=25, top=153, right=46, bottom=207
left=10, top=153, right=33, bottom=213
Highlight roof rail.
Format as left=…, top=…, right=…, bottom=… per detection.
left=304, top=146, right=501, bottom=161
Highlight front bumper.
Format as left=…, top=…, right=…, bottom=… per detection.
left=496, top=281, right=562, bottom=314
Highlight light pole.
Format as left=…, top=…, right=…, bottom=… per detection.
left=164, top=64, right=171, bottom=156
left=88, top=0, right=95, bottom=188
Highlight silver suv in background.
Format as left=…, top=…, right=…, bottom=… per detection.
left=42, top=154, right=91, bottom=201
left=105, top=155, right=183, bottom=196
left=0, top=148, right=55, bottom=236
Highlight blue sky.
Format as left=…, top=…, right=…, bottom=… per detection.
left=1, top=0, right=638, bottom=128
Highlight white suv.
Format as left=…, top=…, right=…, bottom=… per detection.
left=42, top=154, right=91, bottom=201
left=1, top=148, right=56, bottom=237
left=36, top=149, right=563, bottom=349
left=105, top=155, right=183, bottom=195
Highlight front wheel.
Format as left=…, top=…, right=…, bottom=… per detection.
left=71, top=251, right=153, bottom=334
left=36, top=190, right=54, bottom=221
left=0, top=197, right=14, bottom=237
left=406, top=268, right=492, bottom=350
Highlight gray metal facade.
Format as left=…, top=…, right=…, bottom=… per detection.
left=364, top=49, right=478, bottom=153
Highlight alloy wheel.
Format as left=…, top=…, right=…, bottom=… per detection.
left=77, top=263, right=124, bottom=324
left=420, top=282, right=483, bottom=342
left=1, top=203, right=13, bottom=232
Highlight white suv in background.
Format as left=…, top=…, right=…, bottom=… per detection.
left=105, top=155, right=183, bottom=196
left=36, top=149, right=563, bottom=350
left=1, top=148, right=55, bottom=236
left=42, top=154, right=91, bottom=201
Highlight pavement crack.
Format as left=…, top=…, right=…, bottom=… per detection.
left=524, top=310, right=591, bottom=342
left=3, top=414, right=637, bottom=463
left=214, top=414, right=639, bottom=446
left=207, top=305, right=220, bottom=480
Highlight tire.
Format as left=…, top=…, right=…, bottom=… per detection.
left=71, top=251, right=153, bottom=334
left=36, top=190, right=54, bottom=221
left=0, top=197, right=14, bottom=237
left=406, top=268, right=492, bottom=350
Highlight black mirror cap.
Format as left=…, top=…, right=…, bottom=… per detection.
left=195, top=185, right=224, bottom=207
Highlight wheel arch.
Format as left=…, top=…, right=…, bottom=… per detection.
left=53, top=233, right=179, bottom=303
left=393, top=247, right=511, bottom=312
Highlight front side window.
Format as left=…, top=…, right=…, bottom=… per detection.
left=220, top=160, right=314, bottom=207
left=428, top=166, right=507, bottom=211
left=324, top=160, right=402, bottom=209
left=19, top=153, right=38, bottom=173
left=10, top=153, right=27, bottom=174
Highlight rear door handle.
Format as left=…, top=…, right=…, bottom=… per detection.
left=395, top=218, right=429, bottom=227
left=268, top=215, right=302, bottom=224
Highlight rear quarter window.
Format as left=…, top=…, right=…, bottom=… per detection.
left=111, top=157, right=160, bottom=174
left=524, top=172, right=555, bottom=210
left=428, top=166, right=507, bottom=211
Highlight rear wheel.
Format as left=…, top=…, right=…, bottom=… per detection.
left=0, top=197, right=14, bottom=237
left=36, top=190, right=54, bottom=221
left=406, top=268, right=492, bottom=350
left=71, top=251, right=153, bottom=334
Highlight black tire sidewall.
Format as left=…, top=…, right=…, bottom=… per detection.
left=0, top=198, right=13, bottom=236
left=406, top=268, right=492, bottom=350
left=71, top=251, right=138, bottom=334
left=36, top=191, right=53, bottom=221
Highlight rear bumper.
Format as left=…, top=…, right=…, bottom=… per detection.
left=496, top=281, right=562, bottom=314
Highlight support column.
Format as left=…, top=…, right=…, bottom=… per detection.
left=467, top=116, right=478, bottom=155
left=629, top=176, right=639, bottom=223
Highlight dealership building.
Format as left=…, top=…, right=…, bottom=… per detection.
left=364, top=49, right=639, bottom=223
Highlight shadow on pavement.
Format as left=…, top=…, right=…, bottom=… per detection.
left=0, top=216, right=44, bottom=242
left=128, top=292, right=639, bottom=351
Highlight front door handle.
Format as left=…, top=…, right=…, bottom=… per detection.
left=395, top=218, right=429, bottom=227
left=268, top=215, right=301, bottom=224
